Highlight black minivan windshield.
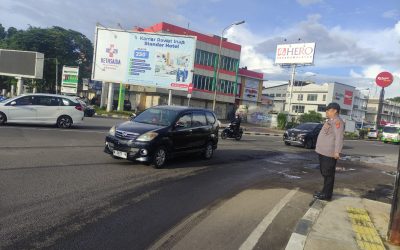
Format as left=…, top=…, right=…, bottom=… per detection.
left=134, top=108, right=179, bottom=126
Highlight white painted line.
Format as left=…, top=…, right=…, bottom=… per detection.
left=285, top=233, right=307, bottom=250
left=239, top=188, right=299, bottom=250
left=0, top=126, right=106, bottom=134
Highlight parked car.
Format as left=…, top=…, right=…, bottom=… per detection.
left=283, top=122, right=323, bottom=149
left=74, top=96, right=95, bottom=117
left=113, top=99, right=132, bottom=111
left=0, top=95, right=7, bottom=102
left=367, top=129, right=378, bottom=139
left=0, top=93, right=84, bottom=128
left=104, top=105, right=219, bottom=168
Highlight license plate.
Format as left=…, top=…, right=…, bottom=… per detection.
left=113, top=150, right=127, bottom=159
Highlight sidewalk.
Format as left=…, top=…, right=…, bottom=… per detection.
left=287, top=196, right=400, bottom=250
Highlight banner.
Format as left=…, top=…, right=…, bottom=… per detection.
left=92, top=27, right=196, bottom=91
left=275, top=43, right=316, bottom=64
left=61, top=66, right=79, bottom=95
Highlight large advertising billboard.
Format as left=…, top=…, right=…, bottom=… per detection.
left=92, top=27, right=196, bottom=91
left=243, top=79, right=259, bottom=102
left=275, top=43, right=316, bottom=65
left=0, top=49, right=44, bottom=79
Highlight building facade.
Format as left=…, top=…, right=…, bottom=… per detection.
left=366, top=99, right=400, bottom=126
left=236, top=68, right=264, bottom=108
left=262, top=82, right=289, bottom=113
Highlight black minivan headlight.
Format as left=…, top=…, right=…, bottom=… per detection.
left=136, top=132, right=158, bottom=142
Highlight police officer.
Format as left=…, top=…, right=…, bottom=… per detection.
left=314, top=102, right=344, bottom=201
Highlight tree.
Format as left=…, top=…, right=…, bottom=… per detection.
left=0, top=24, right=93, bottom=93
left=298, top=110, right=323, bottom=123
left=0, top=24, right=5, bottom=40
left=277, top=113, right=287, bottom=129
left=388, top=97, right=400, bottom=103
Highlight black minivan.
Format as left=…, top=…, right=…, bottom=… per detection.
left=104, top=105, right=219, bottom=168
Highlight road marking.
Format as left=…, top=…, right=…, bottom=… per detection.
left=0, top=126, right=107, bottom=134
left=239, top=188, right=299, bottom=250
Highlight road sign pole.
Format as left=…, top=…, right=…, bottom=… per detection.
left=388, top=145, right=400, bottom=245
left=168, top=89, right=172, bottom=106
left=376, top=87, right=385, bottom=128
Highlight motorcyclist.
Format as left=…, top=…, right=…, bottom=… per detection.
left=230, top=114, right=242, bottom=135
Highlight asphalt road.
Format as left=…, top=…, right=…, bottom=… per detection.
left=0, top=117, right=398, bottom=249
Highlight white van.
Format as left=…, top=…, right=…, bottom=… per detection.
left=381, top=124, right=400, bottom=144
left=0, top=93, right=84, bottom=128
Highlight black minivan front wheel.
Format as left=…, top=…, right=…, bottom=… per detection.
left=203, top=142, right=214, bottom=160
left=152, top=147, right=167, bottom=169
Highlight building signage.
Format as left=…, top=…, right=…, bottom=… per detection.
left=92, top=27, right=197, bottom=91
left=344, top=90, right=353, bottom=105
left=61, top=66, right=79, bottom=95
left=243, top=79, right=259, bottom=102
left=275, top=43, right=316, bottom=65
left=375, top=71, right=393, bottom=88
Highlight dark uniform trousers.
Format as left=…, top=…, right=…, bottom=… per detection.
left=318, top=154, right=337, bottom=198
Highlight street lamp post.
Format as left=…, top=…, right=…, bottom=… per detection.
left=212, top=20, right=245, bottom=111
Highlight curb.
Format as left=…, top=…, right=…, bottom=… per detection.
left=94, top=114, right=130, bottom=119
left=285, top=199, right=325, bottom=250
left=243, top=132, right=283, bottom=137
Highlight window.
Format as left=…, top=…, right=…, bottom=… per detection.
left=37, top=96, right=60, bottom=106
left=206, top=112, right=216, bottom=125
left=61, top=98, right=75, bottom=106
left=270, top=94, right=275, bottom=97
left=323, top=94, right=326, bottom=101
left=317, top=105, right=327, bottom=112
left=14, top=96, right=34, bottom=106
left=192, top=112, right=207, bottom=127
left=282, top=94, right=286, bottom=97
left=297, top=94, right=303, bottom=101
left=293, top=105, right=305, bottom=113
left=276, top=93, right=281, bottom=97
left=176, top=114, right=192, bottom=128
left=307, top=94, right=318, bottom=101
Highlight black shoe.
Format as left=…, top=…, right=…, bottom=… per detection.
left=314, top=193, right=332, bottom=201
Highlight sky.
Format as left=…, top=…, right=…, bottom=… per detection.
left=0, top=0, right=399, bottom=98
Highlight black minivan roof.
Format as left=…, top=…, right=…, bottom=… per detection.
left=153, top=105, right=213, bottom=113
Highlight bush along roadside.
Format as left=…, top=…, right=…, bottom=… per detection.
left=94, top=106, right=133, bottom=118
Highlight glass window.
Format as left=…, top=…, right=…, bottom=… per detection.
left=205, top=112, right=216, bottom=124
left=15, top=96, right=34, bottom=106
left=176, top=113, right=192, bottom=128
left=134, top=108, right=179, bottom=126
left=276, top=93, right=282, bottom=97
left=318, top=105, right=327, bottom=112
left=192, top=112, right=207, bottom=127
left=307, top=94, right=318, bottom=101
left=323, top=94, right=326, bottom=101
left=37, top=96, right=60, bottom=106
left=293, top=105, right=305, bottom=113
left=297, top=94, right=303, bottom=101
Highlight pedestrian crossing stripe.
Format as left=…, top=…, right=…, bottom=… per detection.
left=347, top=207, right=386, bottom=250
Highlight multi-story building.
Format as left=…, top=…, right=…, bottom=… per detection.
left=366, top=99, right=400, bottom=126
left=236, top=67, right=264, bottom=108
left=262, top=81, right=289, bottom=113
left=124, top=22, right=242, bottom=119
left=351, top=90, right=369, bottom=128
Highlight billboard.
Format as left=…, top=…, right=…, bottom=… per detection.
left=275, top=43, right=316, bottom=65
left=61, top=66, right=79, bottom=95
left=243, top=79, right=259, bottom=102
left=92, top=27, right=196, bottom=91
left=0, top=49, right=44, bottom=79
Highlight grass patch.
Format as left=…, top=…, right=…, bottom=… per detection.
left=94, top=107, right=133, bottom=117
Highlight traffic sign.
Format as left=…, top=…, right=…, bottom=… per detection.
left=376, top=71, right=393, bottom=88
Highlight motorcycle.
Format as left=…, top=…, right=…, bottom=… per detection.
left=221, top=123, right=243, bottom=140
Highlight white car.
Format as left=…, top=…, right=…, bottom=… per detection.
left=0, top=93, right=84, bottom=128
left=367, top=129, right=378, bottom=139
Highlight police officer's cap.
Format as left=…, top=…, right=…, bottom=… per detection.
left=326, top=102, right=341, bottom=112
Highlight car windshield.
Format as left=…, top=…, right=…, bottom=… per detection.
left=295, top=123, right=318, bottom=131
left=133, top=108, right=178, bottom=126
left=383, top=127, right=399, bottom=133
left=369, top=129, right=376, bottom=132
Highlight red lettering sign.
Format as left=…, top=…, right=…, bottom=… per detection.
left=344, top=90, right=353, bottom=105
left=376, top=72, right=393, bottom=88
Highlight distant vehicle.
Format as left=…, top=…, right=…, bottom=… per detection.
left=367, top=129, right=378, bottom=139
left=113, top=99, right=132, bottom=111
left=283, top=122, right=323, bottom=149
left=73, top=96, right=95, bottom=117
left=381, top=125, right=400, bottom=144
left=104, top=105, right=219, bottom=168
left=0, top=95, right=6, bottom=102
left=0, top=93, right=84, bottom=128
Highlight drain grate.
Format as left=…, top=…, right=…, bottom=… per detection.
left=347, top=207, right=386, bottom=250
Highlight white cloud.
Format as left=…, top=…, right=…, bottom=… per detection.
left=383, top=9, right=400, bottom=20
left=296, top=0, right=323, bottom=6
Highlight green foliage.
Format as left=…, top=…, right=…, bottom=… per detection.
left=298, top=110, right=323, bottom=123
left=277, top=113, right=287, bottom=129
left=388, top=96, right=400, bottom=103
left=0, top=24, right=93, bottom=93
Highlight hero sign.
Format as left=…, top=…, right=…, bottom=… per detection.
left=375, top=71, right=393, bottom=88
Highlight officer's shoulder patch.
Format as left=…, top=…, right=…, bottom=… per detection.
left=335, top=120, right=341, bottom=128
